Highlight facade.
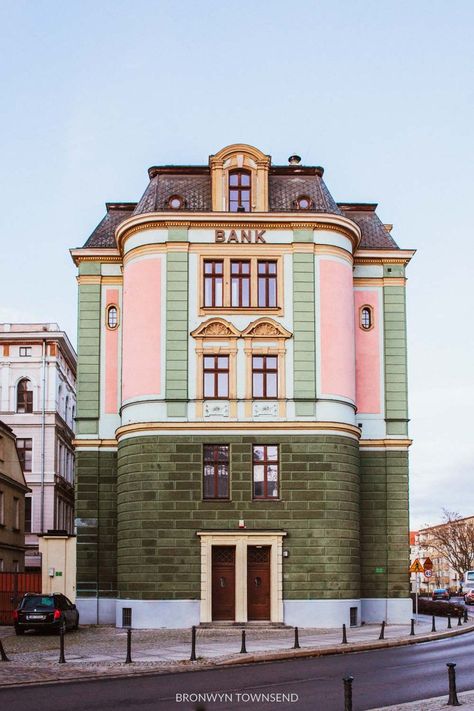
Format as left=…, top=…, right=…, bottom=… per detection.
left=72, top=144, right=414, bottom=628
left=0, top=420, right=29, bottom=571
left=0, top=324, right=77, bottom=569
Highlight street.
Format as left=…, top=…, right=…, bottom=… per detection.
left=1, top=632, right=474, bottom=710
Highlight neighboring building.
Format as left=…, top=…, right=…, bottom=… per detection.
left=0, top=324, right=77, bottom=569
left=0, top=420, right=30, bottom=571
left=72, top=143, right=414, bottom=628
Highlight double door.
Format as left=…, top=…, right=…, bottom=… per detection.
left=211, top=545, right=270, bottom=621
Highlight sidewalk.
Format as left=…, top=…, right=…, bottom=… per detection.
left=0, top=616, right=473, bottom=688
left=368, top=690, right=474, bottom=710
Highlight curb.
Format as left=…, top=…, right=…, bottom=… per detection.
left=1, top=622, right=472, bottom=688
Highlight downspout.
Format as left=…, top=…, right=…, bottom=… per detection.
left=40, top=339, right=47, bottom=534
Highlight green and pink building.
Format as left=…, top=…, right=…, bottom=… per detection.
left=71, top=144, right=414, bottom=628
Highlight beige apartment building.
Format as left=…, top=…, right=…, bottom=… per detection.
left=0, top=420, right=29, bottom=571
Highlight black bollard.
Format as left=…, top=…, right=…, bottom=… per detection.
left=240, top=630, right=247, bottom=654
left=446, top=662, right=461, bottom=706
left=293, top=626, right=300, bottom=649
left=447, top=614, right=452, bottom=629
left=410, top=619, right=415, bottom=636
left=378, top=621, right=386, bottom=640
left=0, top=639, right=10, bottom=662
left=431, top=615, right=436, bottom=632
left=125, top=627, right=132, bottom=664
left=190, top=625, right=196, bottom=662
left=58, top=628, right=66, bottom=664
left=343, top=675, right=354, bottom=711
left=463, top=608, right=468, bottom=623
left=458, top=613, right=462, bottom=626
left=342, top=623, right=348, bottom=644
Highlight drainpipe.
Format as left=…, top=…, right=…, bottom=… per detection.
left=40, top=339, right=47, bottom=534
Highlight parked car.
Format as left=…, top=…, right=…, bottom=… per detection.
left=432, top=588, right=451, bottom=601
left=464, top=590, right=474, bottom=606
left=13, top=593, right=79, bottom=635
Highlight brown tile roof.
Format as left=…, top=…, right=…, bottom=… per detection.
left=338, top=203, right=399, bottom=249
left=133, top=169, right=211, bottom=215
left=269, top=168, right=342, bottom=215
left=83, top=203, right=136, bottom=248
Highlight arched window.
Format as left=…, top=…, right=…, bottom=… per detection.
left=107, top=305, right=119, bottom=329
left=360, top=306, right=373, bottom=330
left=229, top=170, right=251, bottom=212
left=17, top=378, right=33, bottom=413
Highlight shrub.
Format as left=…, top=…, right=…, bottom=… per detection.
left=410, top=594, right=464, bottom=617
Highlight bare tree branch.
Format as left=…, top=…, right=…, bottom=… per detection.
left=419, top=510, right=474, bottom=581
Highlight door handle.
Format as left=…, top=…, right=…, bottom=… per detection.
left=254, top=576, right=261, bottom=588
left=219, top=577, right=226, bottom=588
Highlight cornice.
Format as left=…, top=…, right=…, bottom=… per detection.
left=359, top=438, right=412, bottom=449
left=354, top=249, right=415, bottom=266
left=70, top=248, right=121, bottom=266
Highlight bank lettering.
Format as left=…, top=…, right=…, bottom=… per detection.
left=215, top=229, right=266, bottom=244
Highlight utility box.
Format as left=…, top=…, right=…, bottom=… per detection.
left=38, top=532, right=76, bottom=601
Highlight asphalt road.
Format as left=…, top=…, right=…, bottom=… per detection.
left=1, top=633, right=474, bottom=711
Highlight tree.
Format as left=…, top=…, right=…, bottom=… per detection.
left=421, top=510, right=474, bottom=582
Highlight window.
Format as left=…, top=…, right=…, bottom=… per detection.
left=167, top=194, right=186, bottom=210
left=17, top=379, right=33, bottom=413
left=13, top=497, right=20, bottom=530
left=107, top=305, right=119, bottom=329
left=203, top=355, right=229, bottom=398
left=229, top=170, right=251, bottom=212
left=253, top=445, right=279, bottom=499
left=17, top=438, right=32, bottom=472
left=360, top=306, right=373, bottom=330
left=293, top=195, right=313, bottom=210
left=0, top=491, right=4, bottom=525
left=204, top=260, right=224, bottom=307
left=25, top=497, right=32, bottom=533
left=252, top=355, right=278, bottom=398
left=0, top=436, right=3, bottom=461
left=231, top=261, right=251, bottom=307
left=0, top=560, right=3, bottom=571
left=13, top=560, right=19, bottom=572
left=258, top=261, right=277, bottom=307
left=19, top=347, right=32, bottom=357
left=203, top=445, right=229, bottom=499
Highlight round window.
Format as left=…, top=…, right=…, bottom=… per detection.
left=167, top=195, right=186, bottom=210
left=294, top=195, right=313, bottom=210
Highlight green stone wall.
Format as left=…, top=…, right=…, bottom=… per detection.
left=75, top=450, right=117, bottom=598
left=292, top=252, right=316, bottom=415
left=359, top=449, right=410, bottom=598
left=76, top=263, right=101, bottom=435
left=165, top=252, right=189, bottom=416
left=383, top=280, right=409, bottom=436
left=116, top=434, right=360, bottom=601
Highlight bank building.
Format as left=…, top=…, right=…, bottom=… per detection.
left=71, top=144, right=414, bottom=628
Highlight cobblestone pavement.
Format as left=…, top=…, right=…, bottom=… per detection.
left=0, top=618, right=472, bottom=688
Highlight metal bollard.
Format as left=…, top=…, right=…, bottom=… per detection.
left=190, top=625, right=197, bottom=662
left=458, top=613, right=462, bottom=626
left=240, top=630, right=247, bottom=654
left=447, top=614, right=452, bottom=629
left=431, top=615, right=436, bottom=632
left=410, top=619, right=415, bottom=636
left=0, top=639, right=10, bottom=662
left=58, top=628, right=66, bottom=664
left=378, top=621, right=385, bottom=640
left=293, top=626, right=300, bottom=649
left=463, top=608, right=468, bottom=623
left=342, top=623, right=348, bottom=644
left=446, top=662, right=461, bottom=706
left=343, top=675, right=354, bottom=711
left=125, top=627, right=132, bottom=664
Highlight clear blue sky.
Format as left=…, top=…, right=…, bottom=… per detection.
left=1, top=0, right=473, bottom=528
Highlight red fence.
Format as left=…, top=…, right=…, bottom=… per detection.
left=0, top=572, right=42, bottom=625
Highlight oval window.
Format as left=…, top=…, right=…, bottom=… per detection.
left=107, top=305, right=118, bottom=329
left=167, top=194, right=186, bottom=210
left=360, top=307, right=372, bottom=330
left=293, top=195, right=313, bottom=210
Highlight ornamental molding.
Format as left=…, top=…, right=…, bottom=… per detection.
left=204, top=402, right=230, bottom=418
left=192, top=317, right=292, bottom=340
left=191, top=318, right=241, bottom=339
left=253, top=402, right=278, bottom=418
left=242, top=318, right=292, bottom=339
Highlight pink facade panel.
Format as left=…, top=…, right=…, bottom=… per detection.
left=122, top=258, right=162, bottom=401
left=354, top=290, right=381, bottom=414
left=105, top=289, right=119, bottom=414
left=320, top=259, right=356, bottom=401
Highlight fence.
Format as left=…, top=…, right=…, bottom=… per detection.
left=0, top=572, right=42, bottom=625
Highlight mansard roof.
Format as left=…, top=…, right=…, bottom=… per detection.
left=83, top=203, right=136, bottom=248
left=338, top=203, right=399, bottom=250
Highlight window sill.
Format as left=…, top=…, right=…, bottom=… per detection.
left=199, top=306, right=282, bottom=316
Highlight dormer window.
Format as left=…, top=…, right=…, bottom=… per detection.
left=293, top=195, right=313, bottom=210
left=167, top=194, right=186, bottom=210
left=229, top=170, right=251, bottom=212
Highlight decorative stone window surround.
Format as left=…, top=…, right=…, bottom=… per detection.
left=196, top=530, right=286, bottom=623
left=209, top=144, right=271, bottom=212
left=359, top=304, right=375, bottom=331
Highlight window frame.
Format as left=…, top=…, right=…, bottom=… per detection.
left=19, top=346, right=32, bottom=357
left=228, top=169, right=251, bottom=212
left=252, top=354, right=278, bottom=399
left=16, top=438, right=32, bottom=473
left=17, top=379, right=33, bottom=414
left=25, top=496, right=32, bottom=534
left=252, top=445, right=279, bottom=500
left=231, top=260, right=251, bottom=307
left=203, top=444, right=230, bottom=500
left=203, top=354, right=229, bottom=399
left=203, top=260, right=224, bottom=307
left=106, top=304, right=120, bottom=330
left=257, top=260, right=278, bottom=308
left=359, top=305, right=374, bottom=331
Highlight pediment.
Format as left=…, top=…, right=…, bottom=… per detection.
left=241, top=318, right=292, bottom=339
left=191, top=318, right=240, bottom=338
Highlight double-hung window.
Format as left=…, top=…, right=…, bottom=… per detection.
left=229, top=170, right=251, bottom=212
left=258, top=261, right=277, bottom=307
left=203, top=355, right=229, bottom=399
left=17, top=438, right=32, bottom=472
left=253, top=445, right=279, bottom=499
left=204, top=261, right=224, bottom=307
left=252, top=355, right=278, bottom=398
left=231, top=261, right=250, bottom=307
left=203, top=445, right=229, bottom=499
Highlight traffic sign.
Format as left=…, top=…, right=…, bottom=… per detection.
left=410, top=558, right=425, bottom=573
left=424, top=569, right=432, bottom=578
left=423, top=557, right=433, bottom=570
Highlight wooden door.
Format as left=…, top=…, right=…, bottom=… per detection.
left=247, top=546, right=271, bottom=621
left=212, top=546, right=236, bottom=621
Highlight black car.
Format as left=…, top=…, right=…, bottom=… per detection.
left=13, top=593, right=79, bottom=635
